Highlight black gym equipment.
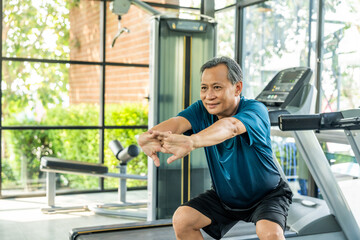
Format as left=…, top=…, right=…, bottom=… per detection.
left=40, top=140, right=147, bottom=218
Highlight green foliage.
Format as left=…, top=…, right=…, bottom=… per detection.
left=104, top=104, right=148, bottom=188
left=2, top=103, right=148, bottom=191
left=2, top=0, right=71, bottom=120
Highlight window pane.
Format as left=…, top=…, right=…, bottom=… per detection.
left=318, top=139, right=359, bottom=225
left=215, top=1, right=236, bottom=10
left=2, top=0, right=101, bottom=61
left=104, top=129, right=147, bottom=190
left=215, top=7, right=235, bottom=58
left=243, top=1, right=315, bottom=98
left=106, top=3, right=150, bottom=64
left=272, top=136, right=303, bottom=194
left=2, top=61, right=100, bottom=126
left=1, top=129, right=100, bottom=196
left=104, top=66, right=149, bottom=126
left=105, top=66, right=149, bottom=104
left=105, top=2, right=173, bottom=64
left=321, top=1, right=360, bottom=112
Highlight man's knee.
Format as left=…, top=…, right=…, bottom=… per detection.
left=172, top=207, right=190, bottom=232
left=256, top=220, right=285, bottom=240
left=258, top=230, right=284, bottom=240
left=172, top=206, right=211, bottom=233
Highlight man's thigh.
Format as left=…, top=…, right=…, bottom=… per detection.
left=182, top=189, right=248, bottom=239
left=250, top=179, right=293, bottom=230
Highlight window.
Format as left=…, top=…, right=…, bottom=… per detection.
left=321, top=0, right=360, bottom=112
left=242, top=1, right=316, bottom=99
left=1, top=0, right=178, bottom=197
left=215, top=4, right=236, bottom=58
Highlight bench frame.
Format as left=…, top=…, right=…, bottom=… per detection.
left=40, top=157, right=147, bottom=217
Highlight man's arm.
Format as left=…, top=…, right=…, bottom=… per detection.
left=137, top=116, right=191, bottom=166
left=160, top=117, right=246, bottom=163
left=191, top=117, right=246, bottom=148
left=150, top=116, right=192, bottom=134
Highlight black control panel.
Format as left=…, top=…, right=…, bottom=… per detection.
left=166, top=19, right=209, bottom=33
left=255, top=67, right=312, bottom=109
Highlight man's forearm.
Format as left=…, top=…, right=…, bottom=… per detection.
left=190, top=117, right=246, bottom=148
left=150, top=116, right=191, bottom=134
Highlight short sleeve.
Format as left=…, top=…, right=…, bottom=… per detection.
left=177, top=100, right=204, bottom=133
left=233, top=101, right=270, bottom=147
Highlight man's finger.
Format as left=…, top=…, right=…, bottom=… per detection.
left=153, top=158, right=160, bottom=167
left=167, top=155, right=180, bottom=164
left=160, top=146, right=171, bottom=154
left=152, top=156, right=160, bottom=167
left=150, top=130, right=159, bottom=136
left=155, top=131, right=172, bottom=138
left=150, top=154, right=160, bottom=167
left=149, top=131, right=164, bottom=141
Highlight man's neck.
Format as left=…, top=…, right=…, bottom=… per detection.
left=217, top=97, right=241, bottom=119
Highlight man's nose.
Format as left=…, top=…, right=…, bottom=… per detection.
left=206, top=89, right=216, bottom=99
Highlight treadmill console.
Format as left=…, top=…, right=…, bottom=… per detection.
left=255, top=67, right=312, bottom=109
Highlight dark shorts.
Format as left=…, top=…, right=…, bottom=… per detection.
left=182, top=178, right=293, bottom=239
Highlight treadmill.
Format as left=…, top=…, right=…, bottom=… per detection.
left=69, top=67, right=357, bottom=239
left=278, top=109, right=360, bottom=240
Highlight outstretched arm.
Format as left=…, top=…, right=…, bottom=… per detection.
left=137, top=116, right=191, bottom=166
left=191, top=117, right=246, bottom=148
left=160, top=117, right=247, bottom=164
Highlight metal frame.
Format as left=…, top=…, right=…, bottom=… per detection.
left=147, top=16, right=160, bottom=222
left=345, top=129, right=360, bottom=165
left=40, top=162, right=147, bottom=215
left=147, top=15, right=217, bottom=220
left=341, top=109, right=360, bottom=165
left=314, top=0, right=325, bottom=113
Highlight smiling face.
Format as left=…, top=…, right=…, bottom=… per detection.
left=200, top=64, right=243, bottom=119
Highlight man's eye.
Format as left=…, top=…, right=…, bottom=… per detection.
left=214, top=86, right=221, bottom=90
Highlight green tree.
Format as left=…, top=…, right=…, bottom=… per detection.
left=2, top=0, right=73, bottom=122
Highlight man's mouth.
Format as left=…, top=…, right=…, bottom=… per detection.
left=206, top=103, right=219, bottom=109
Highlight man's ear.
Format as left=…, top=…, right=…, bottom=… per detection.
left=235, top=81, right=243, bottom=96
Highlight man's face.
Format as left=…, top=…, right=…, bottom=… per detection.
left=200, top=64, right=242, bottom=119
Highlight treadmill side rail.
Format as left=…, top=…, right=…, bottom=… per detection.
left=69, top=219, right=172, bottom=240
left=294, top=130, right=360, bottom=240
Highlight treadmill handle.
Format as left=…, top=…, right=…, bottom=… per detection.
left=278, top=114, right=321, bottom=131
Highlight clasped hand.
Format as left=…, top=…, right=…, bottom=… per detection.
left=138, top=130, right=195, bottom=167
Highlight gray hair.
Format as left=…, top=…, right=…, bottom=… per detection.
left=200, top=56, right=243, bottom=84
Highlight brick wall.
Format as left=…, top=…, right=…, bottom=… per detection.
left=69, top=1, right=101, bottom=104
left=69, top=1, right=179, bottom=105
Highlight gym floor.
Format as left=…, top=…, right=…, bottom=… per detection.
left=0, top=190, right=147, bottom=240
left=0, top=180, right=359, bottom=240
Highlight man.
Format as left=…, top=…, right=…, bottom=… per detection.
left=138, top=56, right=293, bottom=240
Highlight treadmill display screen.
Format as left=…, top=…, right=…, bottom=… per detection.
left=280, top=71, right=301, bottom=83
left=255, top=67, right=312, bottom=108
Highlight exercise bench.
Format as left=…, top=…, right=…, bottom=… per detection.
left=40, top=141, right=147, bottom=218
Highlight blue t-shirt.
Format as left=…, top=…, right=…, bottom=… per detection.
left=178, top=96, right=280, bottom=209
